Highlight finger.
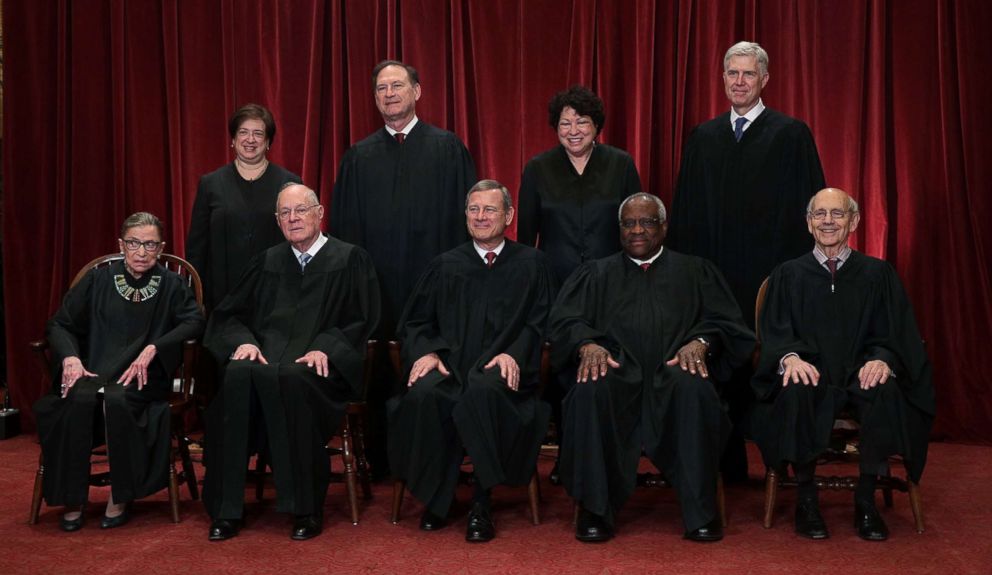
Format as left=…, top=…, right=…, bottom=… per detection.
left=484, top=357, right=497, bottom=369
left=665, top=356, right=679, bottom=366
left=698, top=361, right=709, bottom=378
left=258, top=352, right=268, bottom=365
left=878, top=368, right=890, bottom=384
left=608, top=357, right=620, bottom=368
left=498, top=360, right=509, bottom=381
left=797, top=369, right=810, bottom=386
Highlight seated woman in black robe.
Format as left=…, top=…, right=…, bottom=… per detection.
left=33, top=212, right=204, bottom=531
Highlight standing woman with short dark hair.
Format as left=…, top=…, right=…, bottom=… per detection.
left=186, top=103, right=301, bottom=311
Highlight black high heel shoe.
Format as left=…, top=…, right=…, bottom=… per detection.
left=60, top=505, right=86, bottom=532
left=100, top=505, right=130, bottom=529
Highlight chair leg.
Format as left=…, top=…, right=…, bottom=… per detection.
left=174, top=419, right=199, bottom=501
left=341, top=422, right=360, bottom=525
left=762, top=467, right=778, bottom=529
left=527, top=471, right=540, bottom=525
left=908, top=480, right=925, bottom=533
left=349, top=409, right=373, bottom=501
left=168, top=460, right=181, bottom=523
left=717, top=474, right=727, bottom=528
left=390, top=480, right=405, bottom=524
left=254, top=452, right=267, bottom=501
left=29, top=452, right=44, bottom=525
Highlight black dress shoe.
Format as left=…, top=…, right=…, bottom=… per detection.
left=420, top=509, right=448, bottom=531
left=465, top=502, right=495, bottom=543
left=795, top=499, right=829, bottom=540
left=684, top=518, right=724, bottom=542
left=100, top=507, right=130, bottom=530
left=854, top=500, right=888, bottom=541
left=60, top=507, right=85, bottom=532
left=208, top=518, right=242, bottom=541
left=291, top=512, right=323, bottom=541
left=575, top=507, right=613, bottom=542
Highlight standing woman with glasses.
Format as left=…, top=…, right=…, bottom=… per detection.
left=186, top=103, right=301, bottom=312
left=34, top=212, right=204, bottom=531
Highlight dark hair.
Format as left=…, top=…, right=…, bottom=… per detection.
left=228, top=103, right=277, bottom=144
left=547, top=85, right=605, bottom=131
left=372, top=60, right=420, bottom=90
left=120, top=211, right=165, bottom=239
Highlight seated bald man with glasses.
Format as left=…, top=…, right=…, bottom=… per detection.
left=201, top=183, right=381, bottom=542
left=751, top=188, right=934, bottom=541
left=549, top=193, right=755, bottom=543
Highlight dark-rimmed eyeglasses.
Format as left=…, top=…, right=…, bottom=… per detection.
left=122, top=239, right=163, bottom=252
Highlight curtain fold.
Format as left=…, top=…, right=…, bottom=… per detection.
left=4, top=0, right=990, bottom=442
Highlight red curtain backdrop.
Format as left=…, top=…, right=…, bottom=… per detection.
left=4, top=0, right=990, bottom=442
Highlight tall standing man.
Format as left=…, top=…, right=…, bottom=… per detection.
left=332, top=60, right=477, bottom=476
left=668, top=41, right=826, bottom=480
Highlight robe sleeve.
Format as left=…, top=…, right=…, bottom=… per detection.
left=203, top=255, right=264, bottom=363
left=501, top=256, right=557, bottom=391
left=396, top=258, right=450, bottom=369
left=308, top=248, right=382, bottom=390
left=516, top=159, right=541, bottom=247
left=330, top=150, right=365, bottom=245
left=751, top=264, right=816, bottom=400
left=149, top=276, right=205, bottom=375
left=689, top=259, right=757, bottom=381
left=46, top=270, right=95, bottom=366
left=548, top=263, right=617, bottom=372
left=184, top=174, right=214, bottom=282
left=441, top=139, right=476, bottom=248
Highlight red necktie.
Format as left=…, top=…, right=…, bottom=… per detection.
left=826, top=258, right=837, bottom=293
left=395, top=132, right=405, bottom=144
left=640, top=262, right=650, bottom=271
left=486, top=252, right=497, bottom=268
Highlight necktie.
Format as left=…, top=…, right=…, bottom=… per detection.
left=485, top=251, right=497, bottom=268
left=826, top=258, right=837, bottom=293
left=395, top=132, right=405, bottom=144
left=640, top=262, right=651, bottom=271
left=734, top=117, right=748, bottom=142
left=299, top=252, right=312, bottom=270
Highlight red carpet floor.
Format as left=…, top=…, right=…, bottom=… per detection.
left=1, top=435, right=989, bottom=574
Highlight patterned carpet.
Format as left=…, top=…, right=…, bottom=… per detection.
left=1, top=435, right=989, bottom=574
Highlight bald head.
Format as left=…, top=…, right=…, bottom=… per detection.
left=278, top=183, right=320, bottom=207
left=806, top=187, right=860, bottom=255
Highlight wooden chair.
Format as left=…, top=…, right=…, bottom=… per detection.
left=388, top=340, right=544, bottom=526
left=254, top=339, right=377, bottom=525
left=754, top=277, right=925, bottom=532
left=28, top=253, right=203, bottom=524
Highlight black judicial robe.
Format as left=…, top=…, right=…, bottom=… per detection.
left=517, top=144, right=642, bottom=284
left=549, top=250, right=755, bottom=530
left=751, top=251, right=934, bottom=482
left=34, top=262, right=204, bottom=506
left=331, top=121, right=476, bottom=334
left=668, top=108, right=825, bottom=329
left=388, top=241, right=556, bottom=517
left=202, top=236, right=381, bottom=518
left=186, top=162, right=301, bottom=310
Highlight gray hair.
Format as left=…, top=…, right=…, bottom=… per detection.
left=618, top=193, right=667, bottom=223
left=724, top=41, right=769, bottom=76
left=806, top=190, right=860, bottom=215
left=466, top=179, right=513, bottom=212
left=278, top=183, right=320, bottom=206
left=120, top=211, right=164, bottom=239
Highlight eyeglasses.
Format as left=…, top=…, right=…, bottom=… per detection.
left=557, top=118, right=594, bottom=132
left=237, top=128, right=266, bottom=140
left=808, top=209, right=850, bottom=221
left=620, top=218, right=662, bottom=230
left=276, top=205, right=321, bottom=220
left=122, top=239, right=163, bottom=252
left=466, top=206, right=502, bottom=217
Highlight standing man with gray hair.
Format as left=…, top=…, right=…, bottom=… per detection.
left=332, top=60, right=477, bottom=479
left=550, top=193, right=755, bottom=542
left=668, top=41, right=826, bottom=482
